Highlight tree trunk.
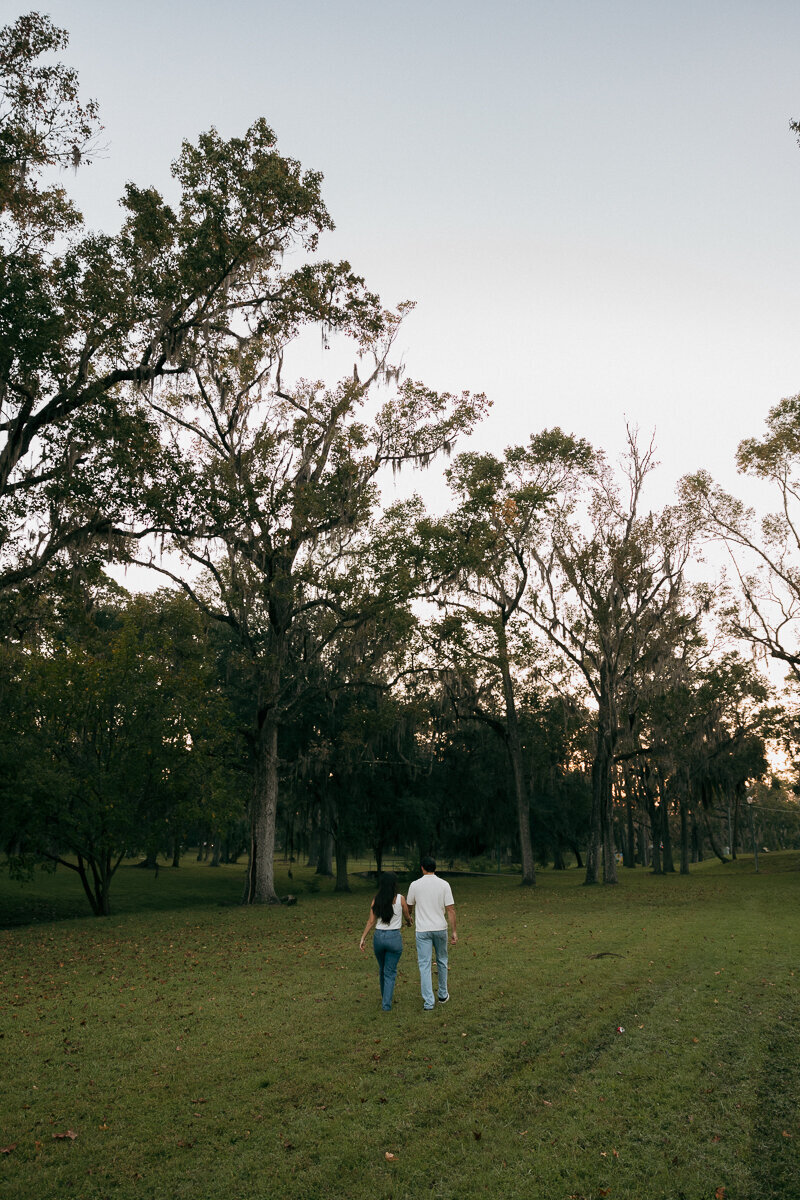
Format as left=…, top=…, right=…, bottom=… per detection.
left=702, top=806, right=729, bottom=864
left=243, top=716, right=281, bottom=904
left=691, top=813, right=703, bottom=863
left=732, top=783, right=744, bottom=859
left=586, top=680, right=617, bottom=885
left=659, top=787, right=675, bottom=873
left=679, top=793, right=690, bottom=875
left=585, top=747, right=605, bottom=885
left=640, top=765, right=661, bottom=874
left=624, top=782, right=636, bottom=869
left=637, top=816, right=649, bottom=867
left=306, top=824, right=319, bottom=869
left=497, top=620, right=535, bottom=886
left=747, top=798, right=760, bottom=873
left=171, top=837, right=181, bottom=868
left=316, top=829, right=334, bottom=876
left=334, top=842, right=350, bottom=892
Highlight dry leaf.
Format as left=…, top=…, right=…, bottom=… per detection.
left=52, top=1130, right=78, bottom=1140
left=715, top=1189, right=726, bottom=1199
left=0, top=1144, right=17, bottom=1155
left=385, top=1151, right=396, bottom=1161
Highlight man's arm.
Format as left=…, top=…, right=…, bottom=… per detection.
left=446, top=903, right=457, bottom=944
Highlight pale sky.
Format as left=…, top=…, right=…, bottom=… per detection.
left=37, top=0, right=800, bottom=512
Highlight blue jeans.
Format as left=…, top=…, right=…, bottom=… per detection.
left=373, top=929, right=403, bottom=1010
left=415, top=929, right=449, bottom=1009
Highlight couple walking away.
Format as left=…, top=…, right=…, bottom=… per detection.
left=359, top=857, right=458, bottom=1011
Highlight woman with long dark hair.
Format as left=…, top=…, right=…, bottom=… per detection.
left=359, top=871, right=412, bottom=1011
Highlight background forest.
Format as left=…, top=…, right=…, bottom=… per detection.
left=3, top=13, right=800, bottom=918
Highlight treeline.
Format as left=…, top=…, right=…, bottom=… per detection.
left=2, top=15, right=800, bottom=915
left=2, top=583, right=796, bottom=917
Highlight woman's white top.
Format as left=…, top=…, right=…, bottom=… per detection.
left=375, top=894, right=404, bottom=931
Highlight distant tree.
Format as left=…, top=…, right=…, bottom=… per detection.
left=682, top=396, right=800, bottom=684
left=396, top=429, right=593, bottom=885
left=136, top=308, right=486, bottom=903
left=521, top=691, right=593, bottom=870
left=2, top=13, right=385, bottom=610
left=0, top=589, right=237, bottom=914
left=528, top=433, right=696, bottom=884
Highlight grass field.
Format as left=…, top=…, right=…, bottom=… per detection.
left=1, top=854, right=798, bottom=1200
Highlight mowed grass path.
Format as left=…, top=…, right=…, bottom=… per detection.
left=1, top=856, right=798, bottom=1200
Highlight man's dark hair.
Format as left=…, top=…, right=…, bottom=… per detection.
left=421, top=856, right=436, bottom=873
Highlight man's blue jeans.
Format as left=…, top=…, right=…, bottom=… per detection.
left=415, top=929, right=448, bottom=1009
left=373, top=929, right=403, bottom=1010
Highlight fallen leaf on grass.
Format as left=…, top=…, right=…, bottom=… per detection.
left=384, top=1151, right=396, bottom=1161
left=782, top=1131, right=792, bottom=1138
left=1, top=1144, right=18, bottom=1155
left=715, top=1189, right=726, bottom=1199
left=52, top=1130, right=78, bottom=1140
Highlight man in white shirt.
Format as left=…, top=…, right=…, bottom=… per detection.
left=406, top=856, right=458, bottom=1011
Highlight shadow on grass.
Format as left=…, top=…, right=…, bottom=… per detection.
left=750, top=1011, right=800, bottom=1197
left=0, top=859, right=249, bottom=928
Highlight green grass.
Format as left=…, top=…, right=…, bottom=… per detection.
left=1, top=855, right=799, bottom=1200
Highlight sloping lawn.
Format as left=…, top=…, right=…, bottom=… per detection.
left=1, top=854, right=798, bottom=1199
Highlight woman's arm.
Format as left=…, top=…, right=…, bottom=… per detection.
left=359, top=907, right=376, bottom=951
left=400, top=896, right=413, bottom=927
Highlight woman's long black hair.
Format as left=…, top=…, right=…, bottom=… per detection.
left=372, top=872, right=398, bottom=925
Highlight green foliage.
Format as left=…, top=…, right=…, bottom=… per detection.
left=0, top=590, right=239, bottom=914
left=0, top=12, right=389, bottom=603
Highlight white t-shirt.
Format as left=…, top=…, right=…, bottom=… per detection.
left=375, top=894, right=404, bottom=931
left=406, top=874, right=454, bottom=931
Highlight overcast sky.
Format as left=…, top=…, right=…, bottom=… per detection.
left=38, top=0, right=800, bottom=512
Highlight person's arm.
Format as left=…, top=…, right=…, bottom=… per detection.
left=359, top=907, right=377, bottom=951
left=446, top=903, right=458, bottom=944
left=401, top=895, right=413, bottom=927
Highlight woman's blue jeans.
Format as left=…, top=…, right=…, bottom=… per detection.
left=373, top=929, right=403, bottom=1010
